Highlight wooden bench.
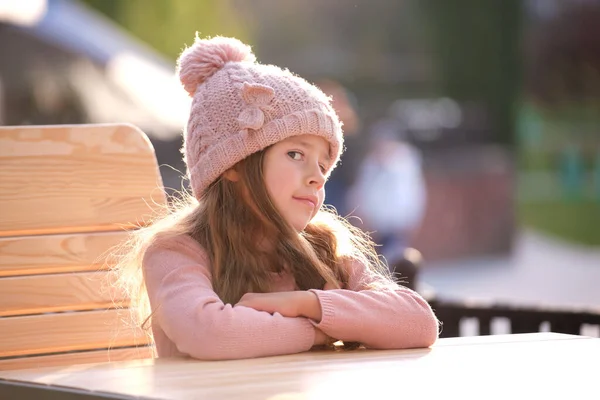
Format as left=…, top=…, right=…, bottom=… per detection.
left=0, top=124, right=166, bottom=370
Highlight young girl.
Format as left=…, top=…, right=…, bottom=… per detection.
left=113, top=36, right=439, bottom=361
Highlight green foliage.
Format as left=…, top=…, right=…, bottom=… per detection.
left=80, top=0, right=251, bottom=60
left=418, top=0, right=523, bottom=146
left=519, top=200, right=600, bottom=246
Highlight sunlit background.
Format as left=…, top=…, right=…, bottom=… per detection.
left=1, top=0, right=599, bottom=318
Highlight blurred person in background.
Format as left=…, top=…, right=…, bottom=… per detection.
left=318, top=80, right=367, bottom=217
left=347, top=119, right=427, bottom=267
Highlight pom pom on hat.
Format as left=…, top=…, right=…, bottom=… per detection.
left=177, top=36, right=256, bottom=97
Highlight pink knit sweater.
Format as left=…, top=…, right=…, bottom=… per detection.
left=143, top=234, right=439, bottom=360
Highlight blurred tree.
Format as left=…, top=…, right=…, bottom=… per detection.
left=80, top=0, right=251, bottom=61
left=419, top=0, right=523, bottom=146
left=526, top=2, right=600, bottom=108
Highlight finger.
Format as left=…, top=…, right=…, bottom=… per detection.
left=237, top=297, right=267, bottom=309
left=236, top=295, right=256, bottom=307
left=238, top=293, right=258, bottom=303
left=236, top=300, right=259, bottom=310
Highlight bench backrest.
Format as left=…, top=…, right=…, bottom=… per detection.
left=0, top=124, right=166, bottom=370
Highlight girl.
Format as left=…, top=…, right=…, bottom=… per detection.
left=113, top=36, right=439, bottom=361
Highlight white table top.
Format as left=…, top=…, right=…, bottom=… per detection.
left=0, top=333, right=597, bottom=399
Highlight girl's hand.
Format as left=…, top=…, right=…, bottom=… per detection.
left=236, top=291, right=322, bottom=322
left=236, top=292, right=302, bottom=317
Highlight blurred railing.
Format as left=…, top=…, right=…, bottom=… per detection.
left=429, top=299, right=600, bottom=338
left=391, top=254, right=600, bottom=338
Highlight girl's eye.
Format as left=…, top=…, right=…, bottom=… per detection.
left=287, top=151, right=303, bottom=161
left=319, top=164, right=327, bottom=174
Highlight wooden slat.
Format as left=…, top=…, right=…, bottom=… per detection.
left=0, top=231, right=129, bottom=277
left=0, top=272, right=128, bottom=317
left=0, top=124, right=166, bottom=237
left=0, top=309, right=151, bottom=358
left=0, top=346, right=154, bottom=371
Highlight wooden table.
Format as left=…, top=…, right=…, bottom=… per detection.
left=0, top=333, right=597, bottom=399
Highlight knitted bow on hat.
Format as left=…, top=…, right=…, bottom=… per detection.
left=237, top=82, right=275, bottom=131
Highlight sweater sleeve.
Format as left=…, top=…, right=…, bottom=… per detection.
left=143, top=235, right=315, bottom=360
left=308, top=258, right=439, bottom=349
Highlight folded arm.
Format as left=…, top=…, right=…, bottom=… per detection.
left=308, top=259, right=439, bottom=349
left=143, top=236, right=317, bottom=360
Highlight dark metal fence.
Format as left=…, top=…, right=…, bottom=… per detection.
left=391, top=254, right=600, bottom=338
left=429, top=299, right=600, bottom=338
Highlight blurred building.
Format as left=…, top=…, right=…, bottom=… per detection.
left=0, top=0, right=189, bottom=191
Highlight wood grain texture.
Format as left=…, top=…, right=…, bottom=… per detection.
left=0, top=334, right=596, bottom=399
left=0, top=124, right=161, bottom=369
left=0, top=346, right=154, bottom=371
left=0, top=231, right=129, bottom=277
left=0, top=309, right=151, bottom=358
left=0, top=272, right=127, bottom=317
left=0, top=124, right=166, bottom=237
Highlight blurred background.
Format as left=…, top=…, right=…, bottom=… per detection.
left=1, top=0, right=599, bottom=316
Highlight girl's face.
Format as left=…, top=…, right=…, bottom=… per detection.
left=262, top=135, right=331, bottom=231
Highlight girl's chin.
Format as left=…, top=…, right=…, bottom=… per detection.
left=290, top=220, right=309, bottom=232
left=283, top=213, right=312, bottom=232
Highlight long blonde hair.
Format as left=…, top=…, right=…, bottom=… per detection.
left=109, top=147, right=392, bottom=334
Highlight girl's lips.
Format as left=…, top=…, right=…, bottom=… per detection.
left=293, top=196, right=317, bottom=208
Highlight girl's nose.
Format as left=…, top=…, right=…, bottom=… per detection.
left=307, top=166, right=325, bottom=189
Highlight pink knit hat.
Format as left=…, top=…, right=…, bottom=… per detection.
left=177, top=36, right=344, bottom=198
